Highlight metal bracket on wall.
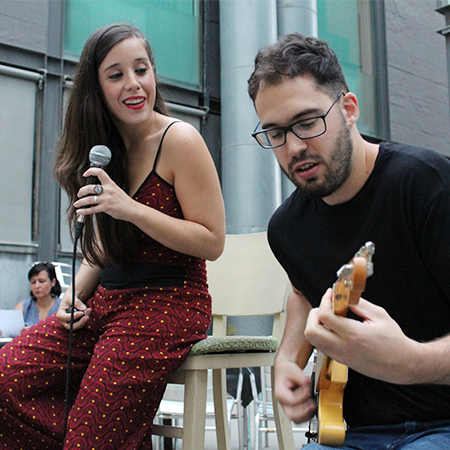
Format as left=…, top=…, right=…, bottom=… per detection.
left=0, top=64, right=45, bottom=88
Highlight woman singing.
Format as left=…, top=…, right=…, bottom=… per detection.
left=0, top=23, right=225, bottom=449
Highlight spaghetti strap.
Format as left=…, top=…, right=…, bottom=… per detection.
left=153, top=121, right=180, bottom=172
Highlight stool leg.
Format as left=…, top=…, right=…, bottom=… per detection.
left=212, top=368, right=231, bottom=450
left=182, top=369, right=208, bottom=450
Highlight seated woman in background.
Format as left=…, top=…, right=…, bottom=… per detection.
left=14, top=262, right=62, bottom=330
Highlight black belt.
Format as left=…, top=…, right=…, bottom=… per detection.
left=100, top=261, right=186, bottom=290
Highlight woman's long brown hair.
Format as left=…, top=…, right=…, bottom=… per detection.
left=54, top=24, right=169, bottom=268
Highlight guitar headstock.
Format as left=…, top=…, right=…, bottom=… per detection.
left=332, top=241, right=375, bottom=316
left=354, top=241, right=375, bottom=278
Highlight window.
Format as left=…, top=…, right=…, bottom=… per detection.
left=0, top=69, right=40, bottom=244
left=317, top=0, right=380, bottom=139
left=64, top=0, right=201, bottom=89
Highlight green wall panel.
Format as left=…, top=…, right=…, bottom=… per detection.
left=65, top=0, right=200, bottom=88
left=318, top=0, right=378, bottom=138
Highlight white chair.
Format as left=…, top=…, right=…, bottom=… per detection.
left=51, top=262, right=72, bottom=293
left=151, top=232, right=295, bottom=450
left=154, top=369, right=243, bottom=450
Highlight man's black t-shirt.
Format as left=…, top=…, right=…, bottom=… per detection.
left=268, top=142, right=450, bottom=427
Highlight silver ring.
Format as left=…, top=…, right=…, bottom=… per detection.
left=93, top=184, right=103, bottom=195
left=94, top=195, right=98, bottom=205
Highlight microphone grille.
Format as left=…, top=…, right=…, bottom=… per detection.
left=89, top=145, right=112, bottom=167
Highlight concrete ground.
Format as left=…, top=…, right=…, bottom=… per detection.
left=204, top=413, right=309, bottom=450
left=153, top=405, right=310, bottom=449
left=153, top=366, right=313, bottom=450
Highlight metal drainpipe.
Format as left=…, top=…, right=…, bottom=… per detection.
left=437, top=3, right=450, bottom=127
left=276, top=0, right=318, bottom=200
left=277, top=0, right=318, bottom=36
left=219, top=0, right=281, bottom=234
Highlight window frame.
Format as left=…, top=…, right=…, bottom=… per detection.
left=0, top=65, right=44, bottom=248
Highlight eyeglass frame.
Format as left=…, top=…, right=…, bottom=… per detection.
left=251, top=92, right=345, bottom=149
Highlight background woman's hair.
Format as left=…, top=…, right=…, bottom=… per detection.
left=53, top=23, right=169, bottom=267
left=28, top=262, right=62, bottom=298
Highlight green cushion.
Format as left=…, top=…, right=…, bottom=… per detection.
left=189, top=335, right=279, bottom=356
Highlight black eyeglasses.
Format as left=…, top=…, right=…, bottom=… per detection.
left=252, top=92, right=344, bottom=149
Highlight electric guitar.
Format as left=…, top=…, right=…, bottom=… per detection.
left=307, top=241, right=375, bottom=446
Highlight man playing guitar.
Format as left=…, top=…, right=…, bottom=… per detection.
left=247, top=32, right=450, bottom=449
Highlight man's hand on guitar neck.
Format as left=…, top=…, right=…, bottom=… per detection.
left=304, top=288, right=422, bottom=385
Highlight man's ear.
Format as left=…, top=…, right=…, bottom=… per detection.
left=342, top=92, right=359, bottom=126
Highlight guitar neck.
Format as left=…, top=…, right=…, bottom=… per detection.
left=307, top=242, right=375, bottom=447
left=313, top=242, right=375, bottom=395
left=312, top=259, right=365, bottom=391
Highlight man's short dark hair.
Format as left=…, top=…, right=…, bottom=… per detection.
left=248, top=32, right=349, bottom=102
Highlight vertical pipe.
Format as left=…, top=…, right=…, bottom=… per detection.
left=277, top=0, right=318, bottom=36
left=220, top=0, right=280, bottom=234
left=276, top=0, right=318, bottom=200
left=38, top=0, right=65, bottom=261
left=437, top=4, right=450, bottom=132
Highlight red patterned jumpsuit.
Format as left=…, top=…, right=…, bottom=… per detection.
left=0, top=127, right=212, bottom=449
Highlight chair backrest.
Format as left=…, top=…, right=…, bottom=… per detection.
left=51, top=262, right=72, bottom=293
left=206, top=232, right=290, bottom=336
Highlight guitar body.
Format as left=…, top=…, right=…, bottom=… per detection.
left=307, top=243, right=375, bottom=446
left=317, top=358, right=347, bottom=445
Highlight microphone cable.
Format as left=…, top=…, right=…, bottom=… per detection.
left=61, top=145, right=111, bottom=443
left=62, top=234, right=80, bottom=442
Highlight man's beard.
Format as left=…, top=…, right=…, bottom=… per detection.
left=281, top=123, right=353, bottom=199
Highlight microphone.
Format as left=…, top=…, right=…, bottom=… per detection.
left=74, top=145, right=112, bottom=240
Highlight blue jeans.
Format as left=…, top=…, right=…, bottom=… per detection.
left=303, top=420, right=450, bottom=449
